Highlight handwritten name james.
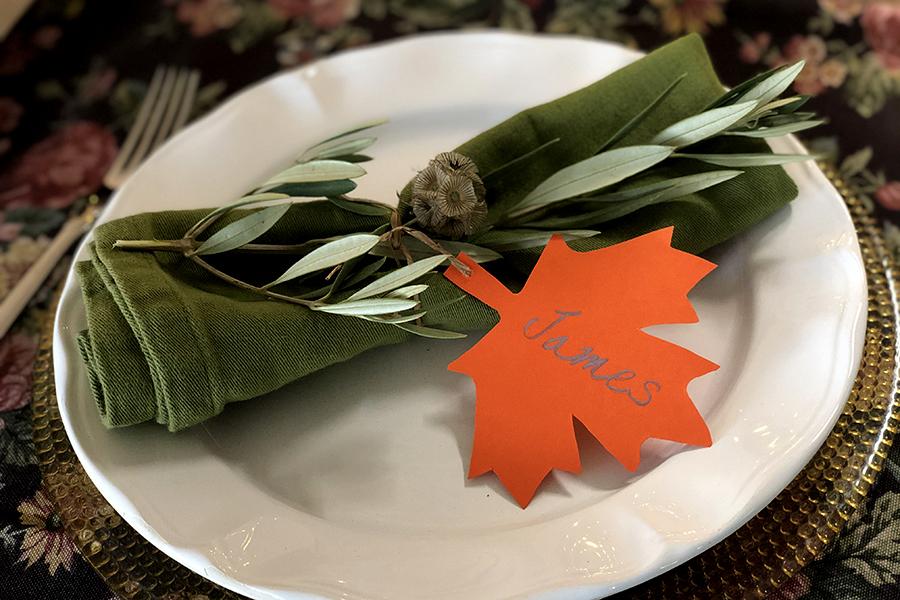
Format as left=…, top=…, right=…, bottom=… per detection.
left=523, top=309, right=660, bottom=407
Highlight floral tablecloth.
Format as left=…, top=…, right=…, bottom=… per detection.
left=1, top=1, right=899, bottom=598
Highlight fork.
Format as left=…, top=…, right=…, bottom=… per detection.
left=0, top=66, right=201, bottom=338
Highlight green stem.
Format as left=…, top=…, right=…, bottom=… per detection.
left=186, top=210, right=226, bottom=240
left=496, top=205, right=553, bottom=227
left=596, top=73, right=685, bottom=153
left=113, top=239, right=194, bottom=252
left=185, top=191, right=292, bottom=240
left=337, top=194, right=395, bottom=211
left=186, top=254, right=317, bottom=308
left=230, top=240, right=331, bottom=254
left=402, top=227, right=472, bottom=276
left=481, top=138, right=560, bottom=180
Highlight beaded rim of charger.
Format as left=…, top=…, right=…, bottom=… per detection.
left=29, top=163, right=900, bottom=600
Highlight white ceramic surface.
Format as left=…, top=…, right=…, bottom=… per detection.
left=54, top=32, right=868, bottom=600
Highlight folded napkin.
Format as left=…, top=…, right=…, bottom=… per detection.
left=77, top=34, right=797, bottom=431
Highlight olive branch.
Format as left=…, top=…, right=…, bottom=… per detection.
left=115, top=61, right=821, bottom=339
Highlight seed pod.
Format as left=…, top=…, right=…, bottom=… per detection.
left=411, top=152, right=487, bottom=239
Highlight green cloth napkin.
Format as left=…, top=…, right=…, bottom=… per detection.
left=77, top=34, right=798, bottom=431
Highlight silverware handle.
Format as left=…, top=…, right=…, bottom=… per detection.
left=0, top=211, right=92, bottom=339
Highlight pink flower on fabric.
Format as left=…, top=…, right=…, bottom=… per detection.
left=773, top=35, right=846, bottom=95
left=172, top=0, right=243, bottom=37
left=649, top=0, right=726, bottom=35
left=0, top=121, right=117, bottom=209
left=862, top=3, right=900, bottom=73
left=876, top=181, right=900, bottom=211
left=817, top=59, right=847, bottom=88
left=818, top=0, right=865, bottom=24
left=17, top=490, right=76, bottom=576
left=784, top=35, right=827, bottom=64
left=768, top=573, right=812, bottom=600
left=79, top=67, right=118, bottom=103
left=0, top=331, right=38, bottom=411
left=267, top=0, right=360, bottom=29
left=739, top=32, right=771, bottom=64
left=0, top=218, right=23, bottom=242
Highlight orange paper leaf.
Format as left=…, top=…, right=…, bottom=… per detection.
left=443, top=227, right=718, bottom=507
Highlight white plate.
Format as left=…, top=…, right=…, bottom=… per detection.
left=54, top=32, right=867, bottom=600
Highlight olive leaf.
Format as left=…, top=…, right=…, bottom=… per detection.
left=257, top=160, right=366, bottom=191
left=306, top=118, right=388, bottom=149
left=777, top=95, right=811, bottom=114
left=509, top=145, right=674, bottom=218
left=325, top=254, right=365, bottom=298
left=186, top=192, right=290, bottom=238
left=474, top=229, right=600, bottom=252
left=395, top=323, right=467, bottom=339
left=268, top=234, right=380, bottom=286
left=361, top=311, right=427, bottom=324
left=706, top=65, right=784, bottom=109
left=296, top=256, right=387, bottom=300
left=329, top=153, right=372, bottom=163
left=577, top=169, right=743, bottom=205
left=300, top=137, right=377, bottom=162
left=675, top=152, right=814, bottom=167
left=208, top=191, right=289, bottom=212
left=597, top=73, right=686, bottom=153
left=733, top=96, right=815, bottom=129
left=341, top=256, right=388, bottom=288
left=735, top=60, right=806, bottom=108
left=371, top=239, right=502, bottom=263
left=629, top=170, right=741, bottom=201
left=312, top=297, right=419, bottom=316
left=725, top=119, right=825, bottom=138
left=651, top=101, right=757, bottom=147
left=510, top=170, right=741, bottom=227
left=765, top=115, right=819, bottom=131
left=482, top=138, right=560, bottom=179
left=440, top=241, right=501, bottom=262
left=731, top=96, right=805, bottom=129
left=196, top=204, right=291, bottom=255
left=268, top=180, right=357, bottom=197
left=347, top=254, right=447, bottom=301
left=527, top=170, right=741, bottom=230
left=424, top=294, right=469, bottom=315
left=530, top=193, right=701, bottom=230
left=326, top=196, right=393, bottom=216
left=387, top=284, right=429, bottom=298
left=751, top=95, right=805, bottom=116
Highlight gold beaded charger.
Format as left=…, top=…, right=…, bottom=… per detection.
left=31, top=164, right=899, bottom=600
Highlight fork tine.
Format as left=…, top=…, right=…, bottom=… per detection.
left=172, top=70, right=201, bottom=135
left=119, top=66, right=178, bottom=181
left=150, top=68, right=191, bottom=153
left=103, top=66, right=166, bottom=189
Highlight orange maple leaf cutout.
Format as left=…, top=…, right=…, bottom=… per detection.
left=443, top=227, right=719, bottom=508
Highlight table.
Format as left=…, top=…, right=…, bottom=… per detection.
left=0, top=0, right=34, bottom=40
left=1, top=1, right=899, bottom=598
